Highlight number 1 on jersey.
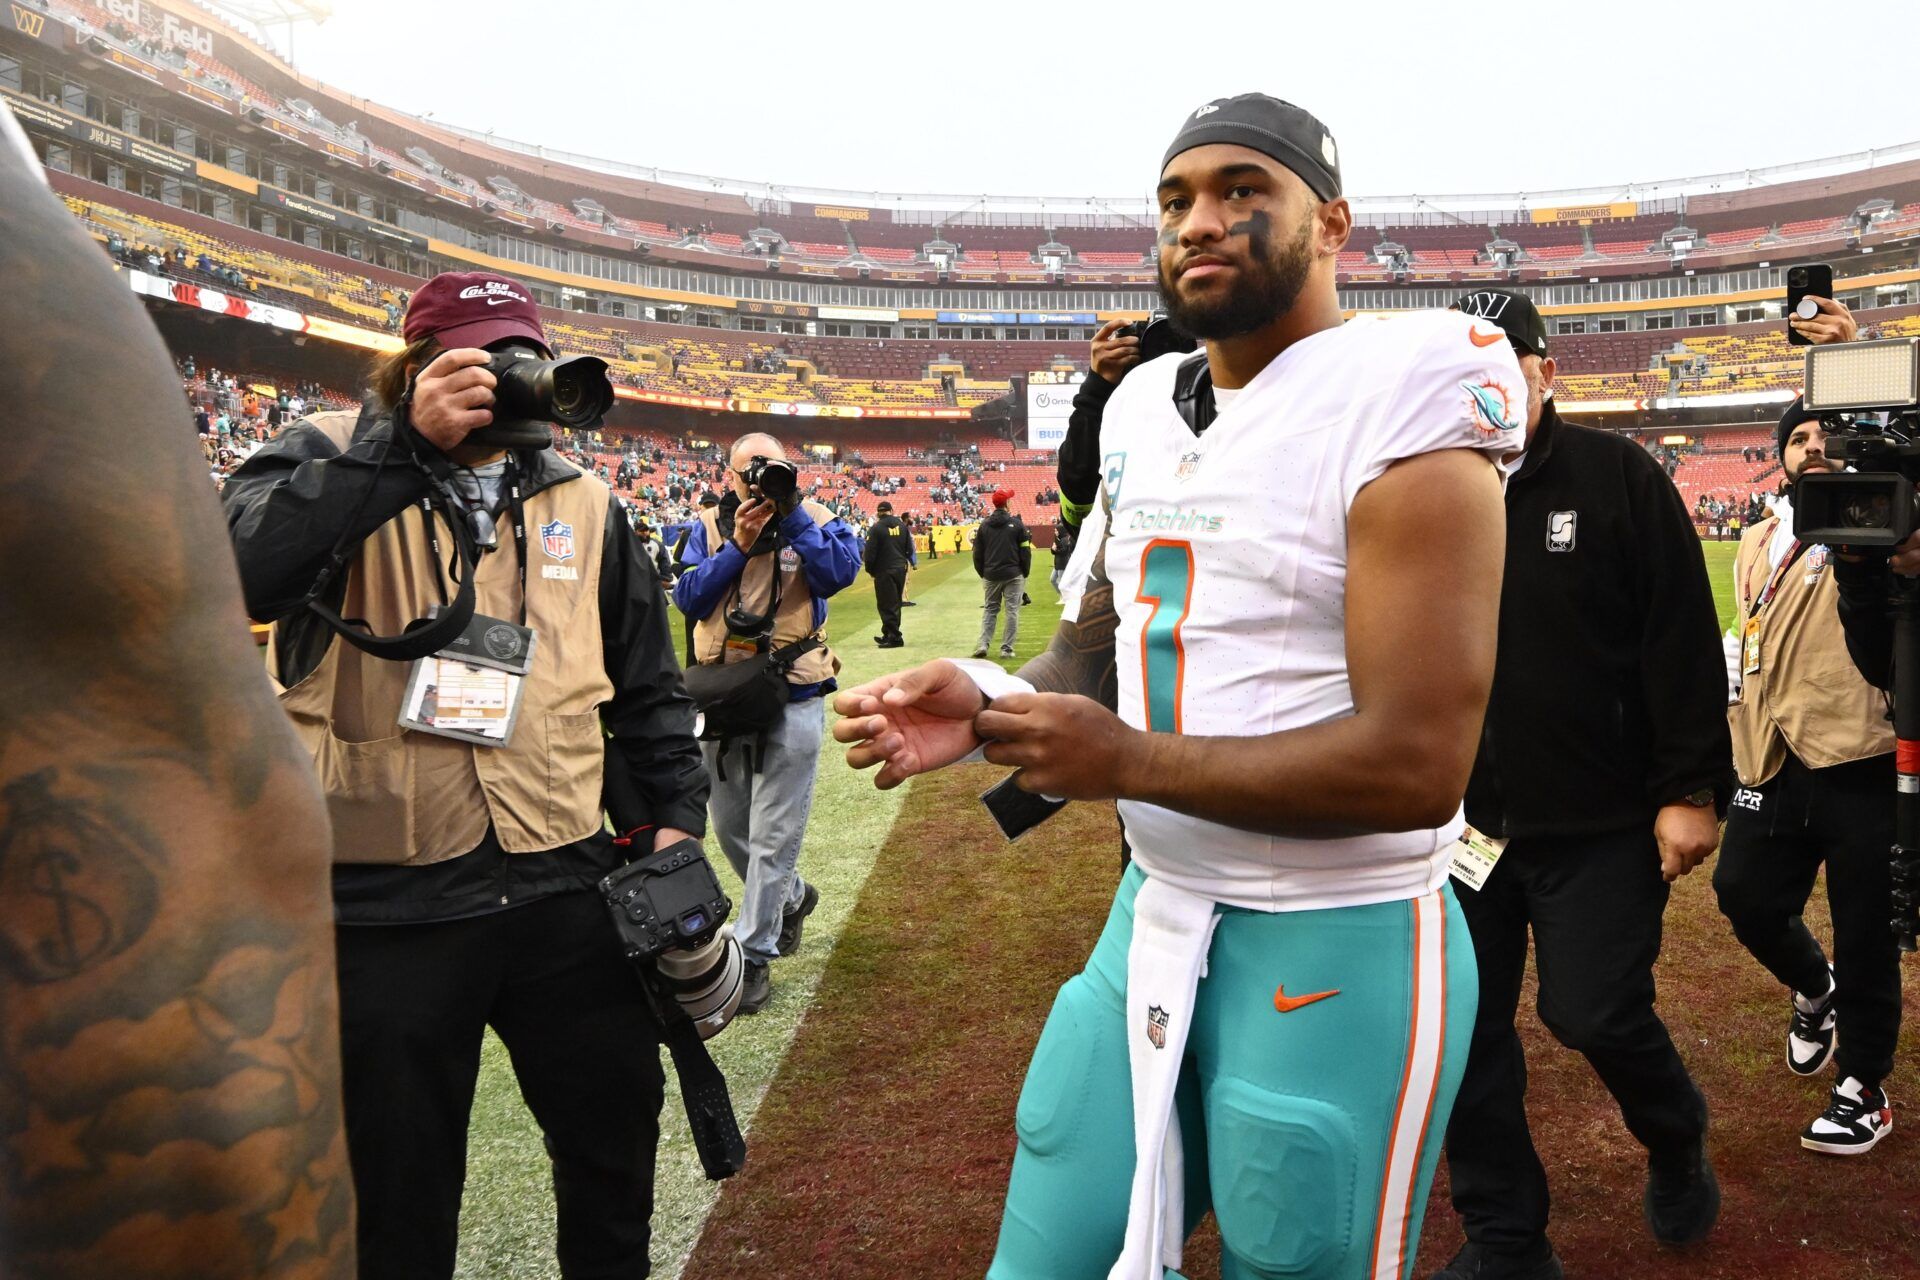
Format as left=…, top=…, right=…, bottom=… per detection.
left=1136, top=539, right=1195, bottom=734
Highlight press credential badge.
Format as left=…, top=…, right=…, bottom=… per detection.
left=1447, top=824, right=1509, bottom=891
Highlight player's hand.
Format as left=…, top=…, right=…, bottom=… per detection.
left=1090, top=319, right=1142, bottom=384
left=832, top=659, right=986, bottom=789
left=973, top=692, right=1145, bottom=801
left=1654, top=802, right=1720, bottom=882
left=732, top=498, right=776, bottom=552
left=1790, top=296, right=1857, bottom=346
left=410, top=348, right=497, bottom=452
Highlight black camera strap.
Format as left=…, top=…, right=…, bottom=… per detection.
left=299, top=394, right=480, bottom=662
left=654, top=993, right=748, bottom=1180
left=1171, top=352, right=1217, bottom=438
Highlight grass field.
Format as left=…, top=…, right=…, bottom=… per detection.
left=458, top=535, right=1920, bottom=1279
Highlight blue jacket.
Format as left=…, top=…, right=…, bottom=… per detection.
left=672, top=503, right=862, bottom=699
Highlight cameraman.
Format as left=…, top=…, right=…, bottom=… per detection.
left=225, top=271, right=711, bottom=1279
left=1055, top=319, right=1143, bottom=528
left=1714, top=391, right=1901, bottom=1158
left=674, top=433, right=860, bottom=1012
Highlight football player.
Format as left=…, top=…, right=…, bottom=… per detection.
left=835, top=94, right=1525, bottom=1280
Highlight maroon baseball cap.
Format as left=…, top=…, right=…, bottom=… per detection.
left=403, top=270, right=549, bottom=354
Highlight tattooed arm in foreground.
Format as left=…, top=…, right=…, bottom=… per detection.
left=0, top=133, right=352, bottom=1277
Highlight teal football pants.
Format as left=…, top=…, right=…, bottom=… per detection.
left=988, top=864, right=1476, bottom=1280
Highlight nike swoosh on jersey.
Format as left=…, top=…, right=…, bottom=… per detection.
left=1468, top=326, right=1504, bottom=347
left=1273, top=985, right=1341, bottom=1013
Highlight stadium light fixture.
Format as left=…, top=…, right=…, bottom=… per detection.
left=1803, top=338, right=1920, bottom=413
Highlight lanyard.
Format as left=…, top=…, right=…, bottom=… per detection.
left=422, top=468, right=529, bottom=627
left=1743, top=520, right=1806, bottom=616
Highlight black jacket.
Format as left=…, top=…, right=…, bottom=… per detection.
left=863, top=513, right=913, bottom=575
left=1053, top=516, right=1078, bottom=567
left=973, top=507, right=1032, bottom=581
left=223, top=400, right=708, bottom=922
left=1056, top=371, right=1119, bottom=513
left=1463, top=403, right=1732, bottom=839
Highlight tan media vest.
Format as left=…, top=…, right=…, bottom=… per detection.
left=690, top=500, right=841, bottom=686
left=1729, top=515, right=1892, bottom=787
left=268, top=411, right=615, bottom=865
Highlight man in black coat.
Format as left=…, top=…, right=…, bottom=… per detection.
left=865, top=499, right=912, bottom=649
left=1430, top=291, right=1733, bottom=1280
left=971, top=488, right=1030, bottom=660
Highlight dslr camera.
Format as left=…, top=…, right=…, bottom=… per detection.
left=1116, top=312, right=1198, bottom=363
left=742, top=455, right=799, bottom=503
left=470, top=341, right=616, bottom=449
left=601, top=835, right=745, bottom=1038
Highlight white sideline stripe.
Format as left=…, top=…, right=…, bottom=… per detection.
left=1369, top=891, right=1447, bottom=1280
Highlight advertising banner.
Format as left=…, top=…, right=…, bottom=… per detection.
left=937, top=310, right=1017, bottom=325
left=256, top=183, right=428, bottom=252
left=1025, top=372, right=1083, bottom=450
left=738, top=299, right=816, bottom=319
left=818, top=305, right=899, bottom=323
left=1019, top=311, right=1096, bottom=325
left=0, top=88, right=193, bottom=175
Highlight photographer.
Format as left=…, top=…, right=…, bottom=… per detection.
left=224, top=271, right=713, bottom=1279
left=1713, top=392, right=1901, bottom=1157
left=674, top=434, right=860, bottom=1012
left=1055, top=319, right=1143, bottom=527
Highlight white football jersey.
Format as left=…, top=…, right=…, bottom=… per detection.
left=1096, top=309, right=1526, bottom=911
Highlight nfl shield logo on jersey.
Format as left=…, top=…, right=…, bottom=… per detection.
left=540, top=519, right=576, bottom=562
left=1146, top=1004, right=1170, bottom=1050
left=1176, top=450, right=1202, bottom=481
left=1546, top=511, right=1576, bottom=552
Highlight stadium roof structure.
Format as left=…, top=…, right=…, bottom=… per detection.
left=420, top=115, right=1920, bottom=229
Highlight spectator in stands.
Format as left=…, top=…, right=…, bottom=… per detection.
left=1714, top=393, right=1901, bottom=1159
left=1433, top=290, right=1730, bottom=1280
left=971, top=487, right=1030, bottom=660
left=674, top=434, right=859, bottom=1013
left=222, top=271, right=709, bottom=1280
left=865, top=499, right=912, bottom=648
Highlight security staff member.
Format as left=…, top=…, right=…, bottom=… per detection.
left=1715, top=395, right=1900, bottom=1157
left=1434, top=290, right=1731, bottom=1280
left=225, top=271, right=709, bottom=1280
left=866, top=499, right=912, bottom=648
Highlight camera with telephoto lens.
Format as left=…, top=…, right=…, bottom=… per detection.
left=601, top=837, right=744, bottom=1038
left=1116, top=312, right=1198, bottom=363
left=469, top=342, right=615, bottom=449
left=743, top=455, right=798, bottom=503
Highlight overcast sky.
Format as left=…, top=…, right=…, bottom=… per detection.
left=270, top=0, right=1920, bottom=204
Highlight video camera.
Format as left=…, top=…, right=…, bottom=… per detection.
left=1791, top=339, right=1920, bottom=547
left=1790, top=337, right=1920, bottom=952
left=1115, top=312, right=1198, bottom=363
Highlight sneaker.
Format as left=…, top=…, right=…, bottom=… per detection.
left=1644, top=1138, right=1720, bottom=1244
left=777, top=882, right=820, bottom=957
left=1802, top=1077, right=1893, bottom=1155
left=999, top=648, right=1015, bottom=659
left=1788, top=966, right=1838, bottom=1076
left=738, top=960, right=771, bottom=1015
left=972, top=647, right=988, bottom=658
left=1428, top=1241, right=1563, bottom=1280
left=902, top=599, right=918, bottom=606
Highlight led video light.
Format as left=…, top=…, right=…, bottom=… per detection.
left=1804, top=337, right=1920, bottom=413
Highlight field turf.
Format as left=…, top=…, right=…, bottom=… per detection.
left=460, top=536, right=1920, bottom=1279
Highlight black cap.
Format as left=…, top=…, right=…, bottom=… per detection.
left=1161, top=94, right=1341, bottom=202
left=698, top=491, right=720, bottom=507
left=1778, top=396, right=1815, bottom=458
left=1452, top=289, right=1549, bottom=358
left=876, top=500, right=893, bottom=514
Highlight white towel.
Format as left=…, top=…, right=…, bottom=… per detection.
left=1109, top=876, right=1221, bottom=1280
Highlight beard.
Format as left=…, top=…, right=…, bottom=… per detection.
left=1156, top=209, right=1317, bottom=340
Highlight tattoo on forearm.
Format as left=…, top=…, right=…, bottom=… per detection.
left=1019, top=535, right=1120, bottom=709
left=0, top=764, right=353, bottom=1280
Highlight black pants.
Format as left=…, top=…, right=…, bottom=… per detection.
left=873, top=566, right=906, bottom=641
left=1444, top=825, right=1707, bottom=1259
left=1714, top=751, right=1902, bottom=1088
left=336, top=890, right=666, bottom=1280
